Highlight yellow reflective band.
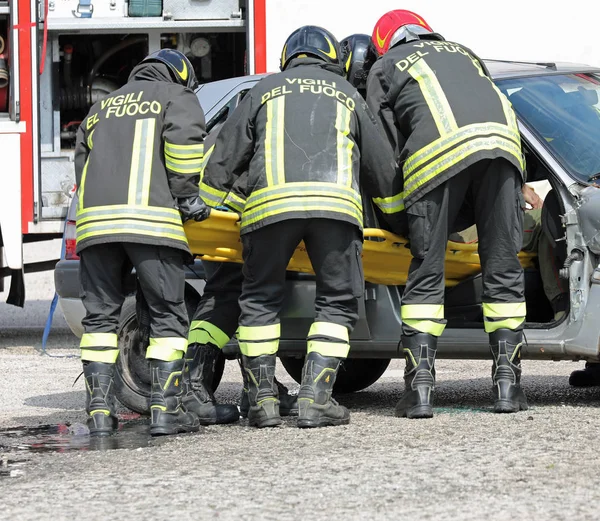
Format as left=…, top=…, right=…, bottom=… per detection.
left=77, top=159, right=90, bottom=213
left=241, top=198, right=363, bottom=229
left=307, top=340, right=350, bottom=358
left=401, top=304, right=444, bottom=320
left=188, top=320, right=230, bottom=348
left=264, top=96, right=286, bottom=186
left=146, top=337, right=187, bottom=361
left=335, top=103, right=354, bottom=186
left=238, top=323, right=281, bottom=341
left=308, top=321, right=349, bottom=342
left=76, top=205, right=182, bottom=226
left=164, top=141, right=204, bottom=159
left=165, top=154, right=203, bottom=174
left=408, top=59, right=458, bottom=135
left=80, top=332, right=118, bottom=348
left=80, top=349, right=119, bottom=363
left=403, top=123, right=521, bottom=179
left=482, top=302, right=527, bottom=319
left=403, top=136, right=524, bottom=199
left=373, top=192, right=405, bottom=214
left=127, top=118, right=156, bottom=206
left=239, top=340, right=279, bottom=356
left=77, top=219, right=187, bottom=242
left=87, top=128, right=95, bottom=150
left=403, top=319, right=446, bottom=337
left=199, top=182, right=228, bottom=207
left=245, top=182, right=362, bottom=213
left=199, top=144, right=215, bottom=183
left=484, top=317, right=525, bottom=333
left=77, top=227, right=188, bottom=244
left=223, top=191, right=246, bottom=213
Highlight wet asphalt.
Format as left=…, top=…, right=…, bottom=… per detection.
left=2, top=267, right=600, bottom=520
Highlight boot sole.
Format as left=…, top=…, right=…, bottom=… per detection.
left=249, top=417, right=282, bottom=428
left=150, top=424, right=201, bottom=437
left=297, top=417, right=350, bottom=428
left=396, top=404, right=433, bottom=419
left=494, top=400, right=529, bottom=413
left=197, top=415, right=240, bottom=426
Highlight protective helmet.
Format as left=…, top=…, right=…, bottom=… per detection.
left=280, top=25, right=342, bottom=71
left=139, top=49, right=198, bottom=90
left=340, top=33, right=372, bottom=90
left=372, top=10, right=434, bottom=55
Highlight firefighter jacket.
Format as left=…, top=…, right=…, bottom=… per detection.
left=366, top=40, right=524, bottom=209
left=74, top=62, right=207, bottom=255
left=200, top=58, right=404, bottom=235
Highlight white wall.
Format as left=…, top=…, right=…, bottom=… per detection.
left=265, top=0, right=600, bottom=72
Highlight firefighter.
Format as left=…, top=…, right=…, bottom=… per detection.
left=74, top=49, right=211, bottom=437
left=339, top=33, right=372, bottom=98
left=366, top=10, right=528, bottom=418
left=200, top=25, right=403, bottom=428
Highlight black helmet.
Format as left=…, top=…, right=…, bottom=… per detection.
left=139, top=49, right=198, bottom=90
left=280, top=25, right=342, bottom=71
left=340, top=33, right=372, bottom=90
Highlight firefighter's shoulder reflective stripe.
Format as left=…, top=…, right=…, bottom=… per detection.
left=199, top=181, right=229, bottom=207
left=408, top=59, right=458, bottom=136
left=223, top=191, right=246, bottom=213
left=403, top=135, right=524, bottom=200
left=372, top=192, right=405, bottom=214
left=335, top=103, right=354, bottom=186
left=264, top=96, right=286, bottom=186
left=127, top=118, right=156, bottom=206
left=146, top=337, right=188, bottom=361
left=238, top=324, right=280, bottom=357
left=76, top=219, right=188, bottom=244
left=188, top=320, right=230, bottom=348
left=76, top=204, right=182, bottom=226
left=403, top=122, right=521, bottom=180
left=482, top=302, right=526, bottom=333
left=401, top=304, right=446, bottom=337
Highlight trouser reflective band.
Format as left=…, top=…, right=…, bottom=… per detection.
left=306, top=321, right=350, bottom=358
left=401, top=304, right=446, bottom=337
left=238, top=324, right=280, bottom=357
left=188, top=320, right=230, bottom=348
left=80, top=333, right=119, bottom=363
left=146, top=337, right=188, bottom=361
left=483, top=302, right=526, bottom=333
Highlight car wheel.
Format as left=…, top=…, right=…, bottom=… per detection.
left=279, top=356, right=391, bottom=393
left=113, top=291, right=225, bottom=415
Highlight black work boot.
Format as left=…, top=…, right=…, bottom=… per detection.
left=83, top=361, right=119, bottom=437
left=241, top=354, right=282, bottom=428
left=238, top=358, right=298, bottom=418
left=182, top=343, right=239, bottom=425
left=569, top=362, right=600, bottom=387
left=490, top=329, right=528, bottom=413
left=395, top=333, right=437, bottom=419
left=150, top=358, right=201, bottom=436
left=297, top=352, right=349, bottom=428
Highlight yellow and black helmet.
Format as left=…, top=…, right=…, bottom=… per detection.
left=280, top=25, right=342, bottom=71
left=340, top=33, right=372, bottom=90
left=140, top=49, right=198, bottom=90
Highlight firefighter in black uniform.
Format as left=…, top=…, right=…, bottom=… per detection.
left=74, top=49, right=211, bottom=437
left=366, top=10, right=528, bottom=418
left=201, top=25, right=403, bottom=429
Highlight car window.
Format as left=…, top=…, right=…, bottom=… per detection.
left=206, top=89, right=250, bottom=133
left=497, top=73, right=600, bottom=183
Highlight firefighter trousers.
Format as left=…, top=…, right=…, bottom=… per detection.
left=402, top=158, right=526, bottom=337
left=188, top=260, right=243, bottom=349
left=237, top=219, right=364, bottom=359
left=79, top=243, right=189, bottom=363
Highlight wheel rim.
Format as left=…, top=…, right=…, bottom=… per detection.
left=117, top=315, right=151, bottom=399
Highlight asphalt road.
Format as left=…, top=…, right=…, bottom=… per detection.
left=2, top=266, right=600, bottom=520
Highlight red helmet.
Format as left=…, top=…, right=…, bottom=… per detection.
left=372, top=10, right=434, bottom=55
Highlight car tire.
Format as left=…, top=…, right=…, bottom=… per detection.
left=279, top=356, right=391, bottom=393
left=113, top=289, right=225, bottom=415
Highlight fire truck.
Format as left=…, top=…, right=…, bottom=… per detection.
left=0, top=0, right=269, bottom=307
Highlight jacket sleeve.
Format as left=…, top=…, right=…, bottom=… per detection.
left=200, top=93, right=256, bottom=208
left=366, top=58, right=406, bottom=154
left=354, top=94, right=406, bottom=235
left=74, top=123, right=89, bottom=188
left=162, top=88, right=207, bottom=199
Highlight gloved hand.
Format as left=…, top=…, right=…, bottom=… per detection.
left=178, top=196, right=211, bottom=223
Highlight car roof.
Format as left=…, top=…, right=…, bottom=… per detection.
left=483, top=59, right=600, bottom=79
